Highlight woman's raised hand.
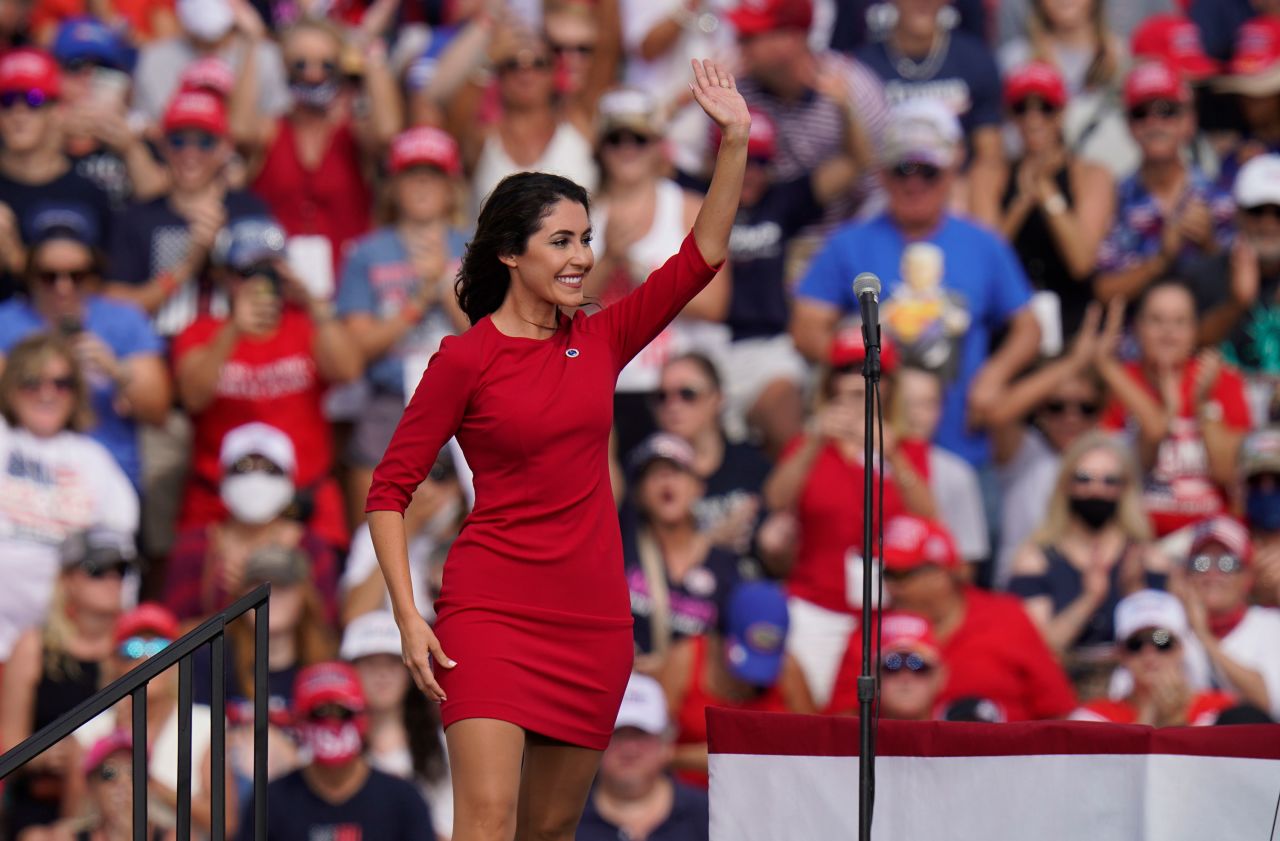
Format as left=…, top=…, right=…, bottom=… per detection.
left=689, top=59, right=751, bottom=141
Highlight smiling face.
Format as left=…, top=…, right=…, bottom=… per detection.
left=8, top=349, right=76, bottom=437
left=1128, top=98, right=1194, bottom=163
left=499, top=198, right=594, bottom=312
left=1135, top=284, right=1197, bottom=370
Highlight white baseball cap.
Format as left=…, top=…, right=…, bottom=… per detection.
left=1234, top=154, right=1280, bottom=208
left=177, top=0, right=234, bottom=43
left=219, top=422, right=297, bottom=477
left=881, top=98, right=963, bottom=169
left=340, top=611, right=403, bottom=661
left=1114, top=590, right=1189, bottom=642
left=614, top=672, right=668, bottom=735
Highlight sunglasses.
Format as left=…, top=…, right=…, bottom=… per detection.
left=35, top=267, right=93, bottom=285
left=654, top=386, right=706, bottom=405
left=308, top=705, right=357, bottom=723
left=96, top=762, right=130, bottom=782
left=228, top=455, right=286, bottom=477
left=290, top=58, right=338, bottom=76
left=60, top=57, right=107, bottom=74
left=603, top=130, right=653, bottom=149
left=882, top=564, right=938, bottom=582
left=1011, top=98, right=1060, bottom=117
left=1244, top=204, right=1280, bottom=220
left=0, top=90, right=53, bottom=110
left=84, top=560, right=134, bottom=580
left=18, top=375, right=74, bottom=394
left=888, top=161, right=942, bottom=183
left=497, top=55, right=551, bottom=75
left=118, top=636, right=171, bottom=661
left=551, top=42, right=595, bottom=57
left=1071, top=471, right=1124, bottom=488
left=1128, top=100, right=1184, bottom=122
left=882, top=651, right=934, bottom=675
left=1123, top=628, right=1177, bottom=654
left=166, top=131, right=218, bottom=151
left=1043, top=399, right=1099, bottom=418
left=1189, top=553, right=1244, bottom=575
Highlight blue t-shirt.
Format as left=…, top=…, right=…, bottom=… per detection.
left=728, top=177, right=823, bottom=340
left=237, top=768, right=434, bottom=841
left=334, top=226, right=468, bottom=396
left=796, top=214, right=1033, bottom=466
left=856, top=31, right=1003, bottom=136
left=0, top=295, right=162, bottom=487
left=576, top=779, right=709, bottom=841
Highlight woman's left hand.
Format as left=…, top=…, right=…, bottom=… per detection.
left=689, top=59, right=750, bottom=140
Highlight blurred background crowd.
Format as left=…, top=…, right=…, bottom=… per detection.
left=0, top=0, right=1276, bottom=837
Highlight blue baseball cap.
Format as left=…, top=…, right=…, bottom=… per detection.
left=213, top=217, right=287, bottom=271
left=25, top=202, right=100, bottom=249
left=52, top=17, right=135, bottom=73
left=723, top=581, right=789, bottom=687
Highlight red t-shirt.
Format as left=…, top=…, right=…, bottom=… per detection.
left=784, top=437, right=906, bottom=614
left=172, top=309, right=347, bottom=547
left=1100, top=359, right=1250, bottom=536
left=939, top=587, right=1077, bottom=721
left=1076, top=691, right=1235, bottom=726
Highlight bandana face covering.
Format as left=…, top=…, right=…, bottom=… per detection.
left=302, top=719, right=363, bottom=766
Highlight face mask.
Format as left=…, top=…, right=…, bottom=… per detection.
left=221, top=473, right=294, bottom=525
left=177, top=0, right=234, bottom=43
left=290, top=79, right=340, bottom=110
left=301, top=720, right=363, bottom=766
left=1068, top=495, right=1117, bottom=531
left=1247, top=489, right=1280, bottom=532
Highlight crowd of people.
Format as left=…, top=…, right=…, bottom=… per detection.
left=0, top=0, right=1274, bottom=838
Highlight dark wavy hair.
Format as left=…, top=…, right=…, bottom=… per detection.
left=455, top=172, right=591, bottom=326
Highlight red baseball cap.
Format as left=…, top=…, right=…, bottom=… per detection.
left=1187, top=516, right=1253, bottom=565
left=294, top=661, right=367, bottom=718
left=114, top=603, right=179, bottom=646
left=0, top=48, right=60, bottom=97
left=389, top=126, right=461, bottom=176
left=729, top=0, right=813, bottom=38
left=746, top=108, right=777, bottom=160
left=178, top=56, right=235, bottom=99
left=82, top=730, right=133, bottom=776
left=1003, top=61, right=1067, bottom=111
left=161, top=90, right=228, bottom=137
left=881, top=515, right=960, bottom=572
left=1130, top=15, right=1220, bottom=80
left=829, top=327, right=898, bottom=373
left=1123, top=60, right=1191, bottom=109
left=1230, top=16, right=1280, bottom=76
left=878, top=612, right=941, bottom=663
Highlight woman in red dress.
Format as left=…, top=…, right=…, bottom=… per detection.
left=366, top=60, right=748, bottom=841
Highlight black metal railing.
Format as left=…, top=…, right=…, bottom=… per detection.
left=0, top=584, right=271, bottom=841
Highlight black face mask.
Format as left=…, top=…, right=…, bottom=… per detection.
left=1068, top=495, right=1117, bottom=531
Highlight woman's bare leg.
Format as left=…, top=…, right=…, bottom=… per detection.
left=514, top=731, right=604, bottom=841
left=446, top=718, right=527, bottom=841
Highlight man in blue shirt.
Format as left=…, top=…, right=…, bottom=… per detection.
left=576, top=672, right=709, bottom=841
left=790, top=100, right=1041, bottom=468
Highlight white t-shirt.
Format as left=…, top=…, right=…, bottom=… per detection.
left=1220, top=607, right=1280, bottom=720
left=0, top=423, right=139, bottom=659
left=930, top=445, right=990, bottom=563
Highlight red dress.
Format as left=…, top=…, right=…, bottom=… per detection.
left=366, top=234, right=719, bottom=749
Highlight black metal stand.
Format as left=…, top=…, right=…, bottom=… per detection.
left=858, top=325, right=881, bottom=841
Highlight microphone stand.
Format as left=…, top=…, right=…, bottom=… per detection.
left=858, top=321, right=880, bottom=841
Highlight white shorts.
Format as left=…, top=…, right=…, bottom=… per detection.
left=785, top=595, right=856, bottom=710
left=720, top=334, right=810, bottom=440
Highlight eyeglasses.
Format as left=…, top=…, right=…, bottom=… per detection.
left=0, top=90, right=54, bottom=110
left=1011, top=98, right=1060, bottom=117
left=1071, top=471, right=1124, bottom=488
left=1123, top=628, right=1178, bottom=654
left=166, top=131, right=218, bottom=151
left=17, top=375, right=74, bottom=394
left=551, top=42, right=595, bottom=58
left=882, top=651, right=934, bottom=675
left=96, top=762, right=130, bottom=782
left=603, top=130, right=653, bottom=149
left=118, top=636, right=171, bottom=661
left=35, top=267, right=93, bottom=285
left=497, top=55, right=551, bottom=75
left=1128, top=100, right=1185, bottom=122
left=1189, top=553, right=1244, bottom=575
left=1043, top=399, right=1100, bottom=418
left=1244, top=204, right=1280, bottom=220
left=888, top=161, right=942, bottom=183
left=654, top=386, right=706, bottom=405
left=882, top=564, right=938, bottom=582
left=289, top=58, right=338, bottom=77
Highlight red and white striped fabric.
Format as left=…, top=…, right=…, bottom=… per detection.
left=708, top=709, right=1280, bottom=841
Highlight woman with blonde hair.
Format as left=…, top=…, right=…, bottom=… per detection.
left=1009, top=431, right=1168, bottom=657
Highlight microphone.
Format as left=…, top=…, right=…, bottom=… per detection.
left=853, top=272, right=881, bottom=352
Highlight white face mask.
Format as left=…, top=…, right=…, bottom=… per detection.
left=178, top=0, right=234, bottom=43
left=221, top=473, right=295, bottom=525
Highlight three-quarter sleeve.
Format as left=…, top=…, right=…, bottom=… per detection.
left=366, top=336, right=477, bottom=514
left=590, top=232, right=721, bottom=371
